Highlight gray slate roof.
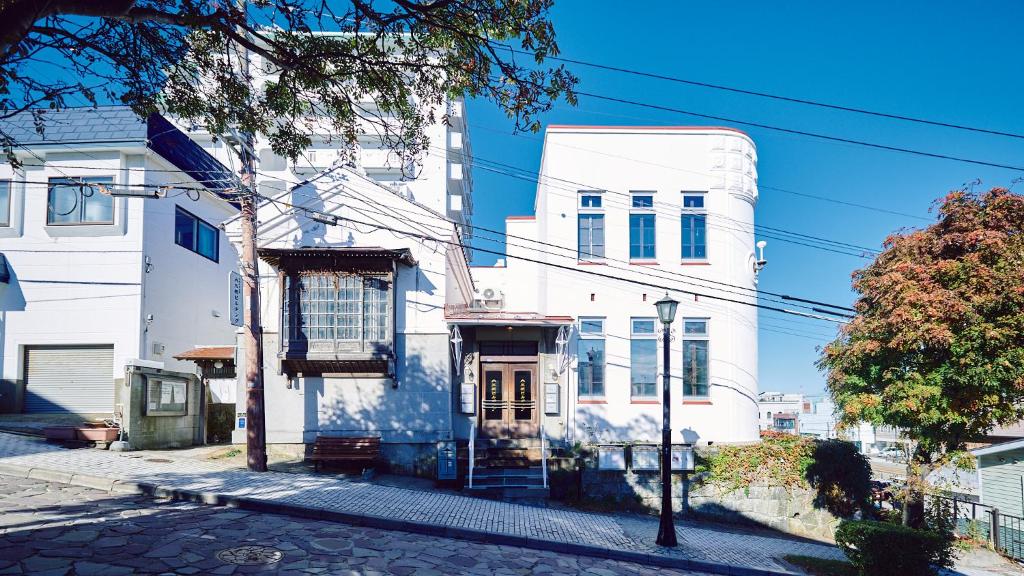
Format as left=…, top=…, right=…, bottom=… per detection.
left=0, top=106, right=148, bottom=145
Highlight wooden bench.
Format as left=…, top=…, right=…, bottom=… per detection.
left=309, top=436, right=381, bottom=473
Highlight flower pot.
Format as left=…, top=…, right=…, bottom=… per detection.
left=43, top=426, right=78, bottom=441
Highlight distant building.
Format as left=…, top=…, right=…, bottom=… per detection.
left=972, top=439, right=1024, bottom=516
left=758, top=391, right=807, bottom=431
left=772, top=412, right=799, bottom=435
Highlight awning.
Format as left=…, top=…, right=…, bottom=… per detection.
left=259, top=247, right=416, bottom=268
left=445, top=308, right=574, bottom=327
left=173, top=346, right=235, bottom=361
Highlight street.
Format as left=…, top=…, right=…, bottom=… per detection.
left=0, top=475, right=717, bottom=576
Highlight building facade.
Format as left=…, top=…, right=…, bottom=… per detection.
left=758, top=391, right=808, bottom=431
left=450, top=125, right=762, bottom=447
left=0, top=108, right=240, bottom=422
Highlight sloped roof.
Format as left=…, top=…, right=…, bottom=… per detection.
left=259, top=246, right=417, bottom=267
left=0, top=107, right=236, bottom=200
left=972, top=438, right=1024, bottom=457
left=173, top=346, right=236, bottom=361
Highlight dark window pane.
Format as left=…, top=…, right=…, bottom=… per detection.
left=682, top=340, right=709, bottom=397
left=581, top=194, right=602, bottom=208
left=479, top=341, right=539, bottom=356
left=632, top=195, right=653, bottom=208
left=631, top=339, right=657, bottom=398
left=682, top=214, right=706, bottom=259
left=514, top=370, right=532, bottom=420
left=197, top=222, right=218, bottom=260
left=683, top=195, right=705, bottom=208
left=578, top=339, right=605, bottom=396
left=579, top=214, right=606, bottom=259
left=629, top=213, right=655, bottom=259
left=0, top=180, right=9, bottom=226
left=484, top=370, right=503, bottom=420
left=580, top=319, right=603, bottom=334
left=175, top=209, right=195, bottom=250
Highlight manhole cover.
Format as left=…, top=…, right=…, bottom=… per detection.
left=144, top=458, right=172, bottom=463
left=217, top=545, right=283, bottom=565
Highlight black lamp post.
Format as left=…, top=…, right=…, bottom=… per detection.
left=654, top=292, right=679, bottom=547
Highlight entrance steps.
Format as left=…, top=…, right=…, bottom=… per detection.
left=464, top=466, right=549, bottom=504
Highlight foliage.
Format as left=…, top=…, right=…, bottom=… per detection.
left=834, top=520, right=955, bottom=576
left=700, top=432, right=815, bottom=491
left=782, top=555, right=856, bottom=576
left=819, top=189, right=1024, bottom=524
left=819, top=188, right=1024, bottom=457
left=0, top=0, right=576, bottom=163
left=805, top=439, right=873, bottom=517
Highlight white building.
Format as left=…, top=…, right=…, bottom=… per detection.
left=0, top=107, right=240, bottom=419
left=223, top=166, right=473, bottom=475
left=451, top=125, right=762, bottom=447
left=799, top=398, right=878, bottom=454
left=758, top=391, right=808, bottom=431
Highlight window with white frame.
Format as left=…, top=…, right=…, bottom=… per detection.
left=0, top=180, right=9, bottom=227
left=283, top=273, right=391, bottom=353
left=681, top=318, right=709, bottom=397
left=577, top=317, right=605, bottom=397
left=630, top=318, right=658, bottom=399
left=578, top=191, right=605, bottom=260
left=681, top=191, right=707, bottom=260
left=47, top=177, right=114, bottom=225
left=629, top=192, right=656, bottom=260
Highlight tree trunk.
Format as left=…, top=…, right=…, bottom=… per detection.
left=902, top=444, right=929, bottom=528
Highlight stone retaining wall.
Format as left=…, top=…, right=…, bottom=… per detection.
left=689, top=484, right=840, bottom=542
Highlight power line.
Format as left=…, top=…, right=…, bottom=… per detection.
left=503, top=48, right=1024, bottom=140
left=571, top=90, right=1024, bottom=173
left=250, top=186, right=853, bottom=323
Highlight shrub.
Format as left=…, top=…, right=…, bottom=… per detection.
left=834, top=520, right=955, bottom=576
left=805, top=440, right=873, bottom=517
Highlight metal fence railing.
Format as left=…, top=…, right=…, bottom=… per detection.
left=929, top=495, right=1024, bottom=561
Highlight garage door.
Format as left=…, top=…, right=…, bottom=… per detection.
left=24, top=346, right=115, bottom=414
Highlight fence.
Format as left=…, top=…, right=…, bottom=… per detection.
left=930, top=495, right=1024, bottom=561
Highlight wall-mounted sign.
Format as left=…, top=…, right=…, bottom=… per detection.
left=671, top=445, right=695, bottom=471
left=229, top=271, right=243, bottom=327
left=236, top=413, right=246, bottom=429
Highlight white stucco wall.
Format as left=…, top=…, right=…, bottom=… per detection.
left=0, top=147, right=240, bottom=412
left=497, top=126, right=761, bottom=445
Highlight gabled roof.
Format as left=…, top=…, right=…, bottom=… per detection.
left=0, top=107, right=237, bottom=201
left=972, top=438, right=1024, bottom=457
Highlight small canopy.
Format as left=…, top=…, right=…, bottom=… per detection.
left=259, top=247, right=416, bottom=269
left=173, top=346, right=236, bottom=361
left=445, top=308, right=573, bottom=327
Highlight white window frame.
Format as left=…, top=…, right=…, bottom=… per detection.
left=629, top=191, right=657, bottom=262
left=578, top=191, right=605, bottom=262
left=681, top=317, right=710, bottom=398
left=681, top=191, right=708, bottom=261
left=577, top=317, right=606, bottom=398
left=630, top=317, right=658, bottom=400
left=46, top=176, right=115, bottom=226
left=578, top=190, right=604, bottom=209
left=0, top=179, right=10, bottom=227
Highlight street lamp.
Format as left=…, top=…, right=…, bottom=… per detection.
left=654, top=292, right=679, bottom=547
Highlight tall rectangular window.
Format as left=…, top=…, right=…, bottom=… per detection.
left=630, top=318, right=657, bottom=399
left=578, top=318, right=605, bottom=397
left=0, top=180, right=9, bottom=227
left=629, top=213, right=656, bottom=259
left=682, top=318, right=709, bottom=397
left=47, top=177, right=114, bottom=225
left=681, top=192, right=707, bottom=260
left=630, top=193, right=656, bottom=260
left=578, top=214, right=605, bottom=260
left=174, top=207, right=219, bottom=262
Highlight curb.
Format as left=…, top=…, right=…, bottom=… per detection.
left=0, top=464, right=799, bottom=576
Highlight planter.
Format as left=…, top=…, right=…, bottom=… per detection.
left=76, top=427, right=119, bottom=442
left=43, top=426, right=78, bottom=441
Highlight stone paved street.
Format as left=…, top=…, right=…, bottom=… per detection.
left=0, top=432, right=845, bottom=573
left=0, top=475, right=722, bottom=576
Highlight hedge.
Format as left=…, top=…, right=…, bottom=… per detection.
left=834, top=519, right=955, bottom=576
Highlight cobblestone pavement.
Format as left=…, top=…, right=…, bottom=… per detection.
left=0, top=432, right=845, bottom=572
left=0, top=475, right=725, bottom=576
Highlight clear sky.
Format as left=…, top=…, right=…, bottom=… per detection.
left=464, top=1, right=1024, bottom=398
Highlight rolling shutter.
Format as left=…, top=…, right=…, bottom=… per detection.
left=24, top=346, right=115, bottom=414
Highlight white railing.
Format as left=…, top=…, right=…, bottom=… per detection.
left=540, top=418, right=548, bottom=489
left=468, top=420, right=477, bottom=489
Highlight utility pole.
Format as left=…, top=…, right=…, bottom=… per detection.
left=234, top=0, right=267, bottom=472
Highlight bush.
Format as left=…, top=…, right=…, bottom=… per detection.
left=835, top=520, right=955, bottom=576
left=699, top=431, right=815, bottom=489
left=805, top=440, right=873, bottom=517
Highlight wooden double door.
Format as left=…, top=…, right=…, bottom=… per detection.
left=480, top=362, right=538, bottom=439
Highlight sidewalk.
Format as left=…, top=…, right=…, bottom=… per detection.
left=0, top=432, right=843, bottom=576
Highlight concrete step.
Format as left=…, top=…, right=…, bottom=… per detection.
left=464, top=485, right=550, bottom=505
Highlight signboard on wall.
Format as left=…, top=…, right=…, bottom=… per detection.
left=229, top=271, right=243, bottom=327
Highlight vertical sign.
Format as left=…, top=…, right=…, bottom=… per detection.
left=229, top=271, right=243, bottom=327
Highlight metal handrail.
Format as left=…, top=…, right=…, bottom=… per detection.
left=468, top=419, right=476, bottom=489
left=541, top=417, right=548, bottom=489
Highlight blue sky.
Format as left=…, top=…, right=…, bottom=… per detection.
left=465, top=1, right=1024, bottom=397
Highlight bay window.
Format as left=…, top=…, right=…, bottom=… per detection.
left=283, top=272, right=392, bottom=355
